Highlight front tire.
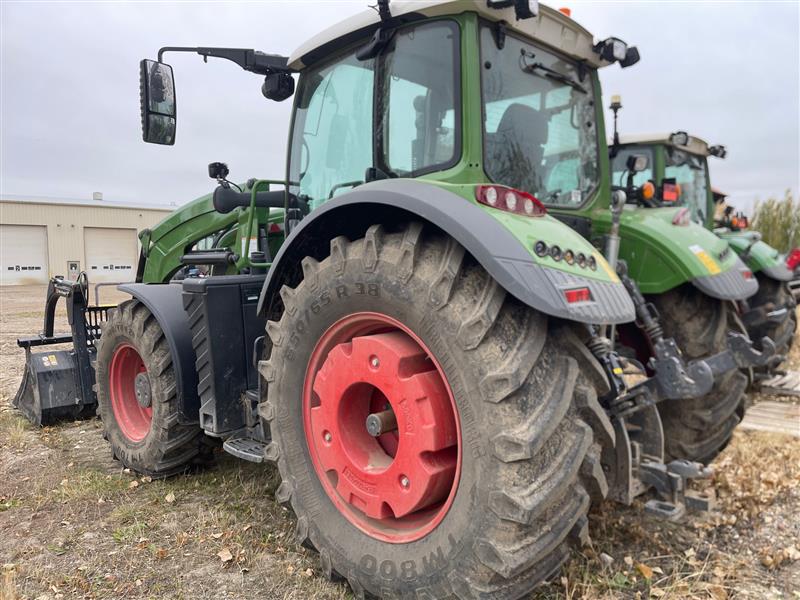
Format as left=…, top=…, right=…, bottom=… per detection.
left=261, top=224, right=614, bottom=599
left=96, top=299, right=209, bottom=477
left=651, top=285, right=748, bottom=464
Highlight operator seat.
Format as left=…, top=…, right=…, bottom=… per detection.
left=486, top=103, right=547, bottom=193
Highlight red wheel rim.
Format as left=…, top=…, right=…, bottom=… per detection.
left=303, top=312, right=461, bottom=543
left=109, top=343, right=152, bottom=442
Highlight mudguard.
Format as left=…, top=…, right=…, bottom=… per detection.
left=594, top=207, right=757, bottom=300
left=257, top=179, right=635, bottom=325
left=692, top=255, right=758, bottom=300
left=718, top=231, right=793, bottom=282
left=117, top=283, right=200, bottom=422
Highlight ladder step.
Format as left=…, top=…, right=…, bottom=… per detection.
left=223, top=436, right=268, bottom=463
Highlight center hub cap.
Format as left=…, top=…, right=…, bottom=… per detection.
left=304, top=313, right=461, bottom=543
left=134, top=372, right=152, bottom=408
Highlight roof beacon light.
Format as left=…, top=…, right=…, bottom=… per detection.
left=558, top=7, right=571, bottom=17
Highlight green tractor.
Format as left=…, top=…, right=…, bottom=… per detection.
left=13, top=2, right=777, bottom=597
left=608, top=129, right=796, bottom=377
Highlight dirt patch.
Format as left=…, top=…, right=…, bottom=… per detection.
left=1, top=286, right=798, bottom=599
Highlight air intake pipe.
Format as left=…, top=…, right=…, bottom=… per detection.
left=212, top=185, right=289, bottom=214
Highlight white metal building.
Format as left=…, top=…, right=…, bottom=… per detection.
left=0, top=195, right=173, bottom=285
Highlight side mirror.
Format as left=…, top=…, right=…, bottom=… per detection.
left=139, top=59, right=176, bottom=145
left=626, top=153, right=649, bottom=173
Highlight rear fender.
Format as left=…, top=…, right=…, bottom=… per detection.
left=257, top=180, right=635, bottom=325
left=597, top=207, right=757, bottom=300
left=719, top=231, right=793, bottom=282
left=117, top=283, right=199, bottom=422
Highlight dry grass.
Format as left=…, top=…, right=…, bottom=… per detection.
left=1, top=286, right=798, bottom=599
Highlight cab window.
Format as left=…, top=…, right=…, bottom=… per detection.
left=288, top=20, right=461, bottom=211
left=610, top=146, right=654, bottom=188
left=379, top=21, right=459, bottom=176
left=289, top=54, right=375, bottom=211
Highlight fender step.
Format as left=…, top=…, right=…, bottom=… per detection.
left=222, top=436, right=268, bottom=463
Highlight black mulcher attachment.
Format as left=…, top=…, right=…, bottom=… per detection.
left=14, top=274, right=109, bottom=425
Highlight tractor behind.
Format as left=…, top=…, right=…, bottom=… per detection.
left=608, top=127, right=797, bottom=394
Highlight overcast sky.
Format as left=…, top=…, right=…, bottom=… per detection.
left=1, top=1, right=798, bottom=214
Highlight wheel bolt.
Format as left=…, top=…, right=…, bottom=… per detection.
left=370, top=356, right=380, bottom=368
left=323, top=431, right=332, bottom=443
left=400, top=475, right=410, bottom=488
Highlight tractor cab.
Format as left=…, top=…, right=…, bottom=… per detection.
left=609, top=130, right=725, bottom=229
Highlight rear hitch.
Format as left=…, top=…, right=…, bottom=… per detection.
left=604, top=408, right=715, bottom=521
left=703, top=331, right=777, bottom=374
left=639, top=459, right=714, bottom=521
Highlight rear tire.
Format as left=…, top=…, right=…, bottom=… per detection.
left=650, top=285, right=747, bottom=464
left=261, top=224, right=614, bottom=599
left=747, top=275, right=796, bottom=368
left=96, top=299, right=210, bottom=477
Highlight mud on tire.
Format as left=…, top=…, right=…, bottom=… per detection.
left=260, top=223, right=615, bottom=599
left=96, top=299, right=210, bottom=477
left=651, top=285, right=748, bottom=464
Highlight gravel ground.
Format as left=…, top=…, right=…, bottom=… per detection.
left=1, top=285, right=798, bottom=600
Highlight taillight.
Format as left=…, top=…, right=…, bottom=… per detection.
left=564, top=287, right=592, bottom=303
left=672, top=207, right=690, bottom=226
left=741, top=269, right=754, bottom=280
left=476, top=185, right=546, bottom=217
left=662, top=183, right=678, bottom=202
left=786, top=249, right=800, bottom=270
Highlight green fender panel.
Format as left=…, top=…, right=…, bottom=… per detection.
left=718, top=231, right=793, bottom=281
left=593, top=206, right=754, bottom=297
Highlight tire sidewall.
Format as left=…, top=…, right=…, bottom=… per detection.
left=270, top=262, right=492, bottom=594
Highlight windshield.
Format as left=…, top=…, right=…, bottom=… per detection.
left=480, top=25, right=598, bottom=208
left=665, top=149, right=709, bottom=224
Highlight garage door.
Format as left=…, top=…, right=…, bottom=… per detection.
left=84, top=227, right=138, bottom=284
left=0, top=224, right=49, bottom=285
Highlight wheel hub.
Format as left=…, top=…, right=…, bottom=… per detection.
left=304, top=313, right=461, bottom=543
left=109, top=344, right=152, bottom=442
left=134, top=372, right=152, bottom=408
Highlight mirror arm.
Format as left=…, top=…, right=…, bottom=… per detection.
left=157, top=46, right=292, bottom=75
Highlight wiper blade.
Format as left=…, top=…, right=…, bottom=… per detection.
left=522, top=62, right=586, bottom=94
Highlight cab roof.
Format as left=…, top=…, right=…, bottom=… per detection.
left=617, top=132, right=712, bottom=157
left=288, top=1, right=614, bottom=71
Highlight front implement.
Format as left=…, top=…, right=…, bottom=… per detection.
left=14, top=275, right=107, bottom=425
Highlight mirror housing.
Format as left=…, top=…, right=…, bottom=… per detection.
left=626, top=153, right=649, bottom=173
left=262, top=72, right=295, bottom=102
left=139, top=59, right=176, bottom=145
